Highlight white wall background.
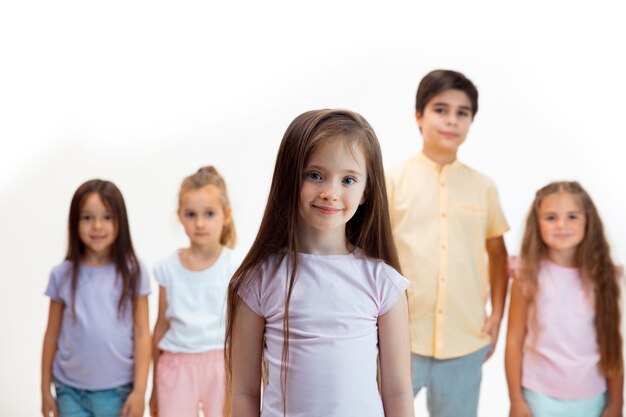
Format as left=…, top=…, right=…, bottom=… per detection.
left=1, top=1, right=625, bottom=416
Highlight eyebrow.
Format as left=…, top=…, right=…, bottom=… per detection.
left=431, top=102, right=472, bottom=111
left=305, top=165, right=363, bottom=176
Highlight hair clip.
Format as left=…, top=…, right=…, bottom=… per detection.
left=198, top=168, right=209, bottom=175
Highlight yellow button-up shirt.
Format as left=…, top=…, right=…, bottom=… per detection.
left=386, top=153, right=509, bottom=359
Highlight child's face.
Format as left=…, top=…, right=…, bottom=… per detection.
left=178, top=185, right=231, bottom=251
left=298, top=139, right=367, bottom=250
left=78, top=192, right=118, bottom=259
left=538, top=192, right=586, bottom=265
left=417, top=89, right=473, bottom=159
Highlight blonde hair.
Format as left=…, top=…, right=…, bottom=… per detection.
left=520, top=181, right=622, bottom=376
left=179, top=165, right=236, bottom=248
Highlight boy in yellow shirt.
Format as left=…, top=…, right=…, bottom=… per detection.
left=386, top=69, right=509, bottom=417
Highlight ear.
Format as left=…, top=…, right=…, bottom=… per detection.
left=415, top=110, right=423, bottom=130
left=359, top=191, right=367, bottom=205
left=223, top=206, right=232, bottom=225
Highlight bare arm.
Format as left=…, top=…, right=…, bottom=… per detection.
left=378, top=295, right=414, bottom=417
left=230, top=296, right=265, bottom=417
left=601, top=372, right=624, bottom=417
left=505, top=279, right=531, bottom=417
left=149, top=287, right=170, bottom=416
left=41, top=300, right=63, bottom=417
left=482, top=236, right=509, bottom=359
left=122, top=295, right=151, bottom=417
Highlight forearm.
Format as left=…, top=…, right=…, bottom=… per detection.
left=41, top=335, right=56, bottom=393
left=505, top=344, right=525, bottom=403
left=151, top=321, right=167, bottom=389
left=490, top=260, right=508, bottom=318
left=606, top=372, right=624, bottom=409
left=133, top=328, right=151, bottom=393
left=231, top=393, right=261, bottom=417
left=381, top=385, right=414, bottom=417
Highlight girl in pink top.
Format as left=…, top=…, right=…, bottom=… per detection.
left=224, top=109, right=414, bottom=417
left=506, top=181, right=623, bottom=417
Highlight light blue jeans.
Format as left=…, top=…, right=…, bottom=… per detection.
left=523, top=388, right=607, bottom=417
left=411, top=344, right=490, bottom=417
left=54, top=380, right=133, bottom=417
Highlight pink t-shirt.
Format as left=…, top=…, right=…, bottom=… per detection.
left=239, top=250, right=410, bottom=417
left=521, top=260, right=606, bottom=399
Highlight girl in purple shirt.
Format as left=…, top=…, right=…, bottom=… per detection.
left=506, top=181, right=623, bottom=417
left=41, top=179, right=151, bottom=417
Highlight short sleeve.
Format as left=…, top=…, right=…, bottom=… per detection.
left=44, top=266, right=64, bottom=303
left=486, top=179, right=509, bottom=239
left=238, top=267, right=264, bottom=317
left=377, top=264, right=410, bottom=316
left=153, top=259, right=168, bottom=288
left=136, top=261, right=152, bottom=297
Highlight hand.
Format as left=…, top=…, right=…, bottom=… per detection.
left=509, top=399, right=532, bottom=417
left=480, top=313, right=501, bottom=361
left=121, top=390, right=145, bottom=417
left=149, top=390, right=158, bottom=417
left=601, top=402, right=623, bottom=417
left=41, top=390, right=58, bottom=417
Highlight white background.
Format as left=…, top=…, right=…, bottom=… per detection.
left=1, top=1, right=625, bottom=416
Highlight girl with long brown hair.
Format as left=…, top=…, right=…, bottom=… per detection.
left=505, top=181, right=623, bottom=417
left=224, top=109, right=414, bottom=417
left=41, top=179, right=151, bottom=417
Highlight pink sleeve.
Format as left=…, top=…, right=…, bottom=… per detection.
left=378, top=264, right=410, bottom=316
left=238, top=267, right=264, bottom=317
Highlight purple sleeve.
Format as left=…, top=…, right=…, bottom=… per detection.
left=135, top=261, right=152, bottom=297
left=44, top=267, right=63, bottom=302
left=377, top=264, right=410, bottom=316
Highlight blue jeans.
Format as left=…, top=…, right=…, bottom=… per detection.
left=54, top=380, right=133, bottom=417
left=411, top=344, right=490, bottom=417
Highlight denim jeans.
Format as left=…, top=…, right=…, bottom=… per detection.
left=54, top=380, right=133, bottom=417
left=411, top=344, right=490, bottom=417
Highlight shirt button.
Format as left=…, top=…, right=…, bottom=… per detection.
left=441, top=212, right=447, bottom=218
left=441, top=244, right=446, bottom=249
left=440, top=182, right=446, bottom=187
left=438, top=309, right=443, bottom=314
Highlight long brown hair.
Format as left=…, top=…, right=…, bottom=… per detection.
left=519, top=181, right=622, bottom=375
left=66, top=179, right=140, bottom=316
left=179, top=165, right=236, bottom=248
left=223, top=109, right=400, bottom=415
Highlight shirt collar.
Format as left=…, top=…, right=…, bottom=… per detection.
left=417, top=152, right=461, bottom=173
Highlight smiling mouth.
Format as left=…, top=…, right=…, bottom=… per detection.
left=312, top=204, right=343, bottom=215
left=440, top=132, right=457, bottom=138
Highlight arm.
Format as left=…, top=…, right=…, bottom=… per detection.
left=41, top=300, right=63, bottom=417
left=482, top=236, right=509, bottom=359
left=601, top=372, right=624, bottom=417
left=378, top=295, right=414, bottom=417
left=230, top=296, right=265, bottom=417
left=504, top=278, right=532, bottom=417
left=122, top=295, right=151, bottom=417
left=149, top=287, right=170, bottom=417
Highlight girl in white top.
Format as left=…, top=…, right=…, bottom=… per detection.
left=506, top=181, right=623, bottom=417
left=224, top=109, right=414, bottom=417
left=150, top=166, right=239, bottom=417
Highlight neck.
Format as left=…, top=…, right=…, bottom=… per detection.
left=547, top=248, right=577, bottom=268
left=422, top=147, right=457, bottom=166
left=296, top=224, right=349, bottom=255
left=82, top=250, right=113, bottom=267
left=180, top=244, right=223, bottom=271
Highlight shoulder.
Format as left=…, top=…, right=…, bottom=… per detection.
left=49, top=260, right=77, bottom=284
left=386, top=154, right=422, bottom=181
left=456, top=161, right=496, bottom=186
left=351, top=251, right=410, bottom=290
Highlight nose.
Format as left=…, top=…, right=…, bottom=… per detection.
left=93, top=217, right=103, bottom=229
left=446, top=113, right=458, bottom=126
left=320, top=182, right=339, bottom=201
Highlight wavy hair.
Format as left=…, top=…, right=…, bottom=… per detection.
left=519, top=181, right=622, bottom=375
